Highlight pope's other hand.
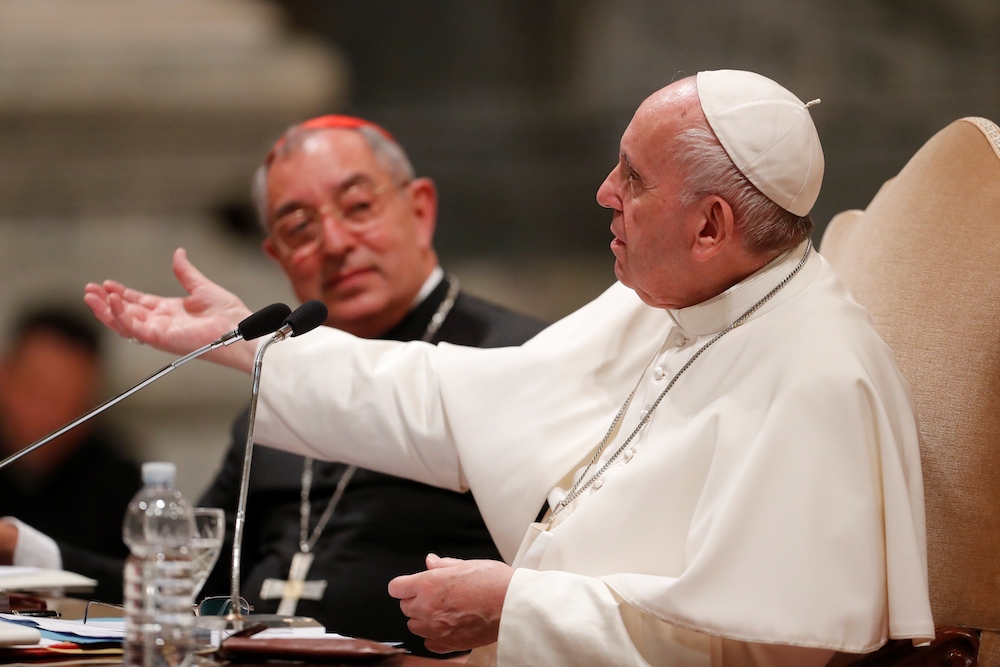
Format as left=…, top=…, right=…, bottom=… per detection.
left=83, top=248, right=256, bottom=372
left=388, top=554, right=513, bottom=654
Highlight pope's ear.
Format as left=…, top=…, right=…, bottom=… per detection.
left=692, top=196, right=735, bottom=262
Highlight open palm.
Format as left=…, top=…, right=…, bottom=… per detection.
left=84, top=248, right=254, bottom=367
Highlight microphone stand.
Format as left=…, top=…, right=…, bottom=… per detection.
left=198, top=300, right=327, bottom=631
left=227, top=331, right=283, bottom=620
left=0, top=333, right=243, bottom=472
left=221, top=326, right=317, bottom=629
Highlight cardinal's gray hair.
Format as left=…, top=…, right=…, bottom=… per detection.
left=252, top=125, right=415, bottom=230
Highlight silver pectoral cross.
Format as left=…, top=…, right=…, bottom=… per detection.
left=259, top=551, right=328, bottom=616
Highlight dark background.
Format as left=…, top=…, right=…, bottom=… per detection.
left=273, top=0, right=1000, bottom=256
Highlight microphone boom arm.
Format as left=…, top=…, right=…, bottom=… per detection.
left=0, top=332, right=242, bottom=472
left=228, top=325, right=291, bottom=619
left=225, top=301, right=327, bottom=621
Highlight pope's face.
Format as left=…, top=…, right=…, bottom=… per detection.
left=262, top=130, right=436, bottom=337
left=596, top=82, right=707, bottom=310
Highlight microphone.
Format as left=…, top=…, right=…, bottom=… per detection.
left=235, top=302, right=294, bottom=341
left=227, top=300, right=329, bottom=623
left=276, top=299, right=330, bottom=339
left=0, top=303, right=292, bottom=472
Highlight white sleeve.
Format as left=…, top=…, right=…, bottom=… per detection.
left=498, top=569, right=835, bottom=667
left=0, top=517, right=62, bottom=570
left=256, top=328, right=465, bottom=492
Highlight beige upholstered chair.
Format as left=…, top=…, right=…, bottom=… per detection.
left=821, top=117, right=1000, bottom=666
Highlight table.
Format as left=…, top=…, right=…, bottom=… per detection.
left=3, top=658, right=448, bottom=667
left=7, top=598, right=462, bottom=666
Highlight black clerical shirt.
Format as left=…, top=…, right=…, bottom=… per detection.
left=0, top=430, right=141, bottom=602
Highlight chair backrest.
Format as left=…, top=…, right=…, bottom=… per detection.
left=820, top=117, right=1000, bottom=664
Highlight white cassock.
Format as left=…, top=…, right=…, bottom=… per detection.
left=254, top=241, right=935, bottom=667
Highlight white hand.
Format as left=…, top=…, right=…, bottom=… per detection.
left=388, top=554, right=513, bottom=654
left=84, top=248, right=256, bottom=372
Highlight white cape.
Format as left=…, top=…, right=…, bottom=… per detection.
left=256, top=244, right=934, bottom=655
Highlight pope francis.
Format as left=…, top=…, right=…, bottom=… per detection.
left=85, top=70, right=934, bottom=666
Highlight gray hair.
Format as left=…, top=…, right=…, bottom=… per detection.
left=672, top=123, right=813, bottom=257
left=252, top=125, right=416, bottom=230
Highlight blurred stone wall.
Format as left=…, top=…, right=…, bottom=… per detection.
left=0, top=0, right=345, bottom=497
left=276, top=0, right=1000, bottom=254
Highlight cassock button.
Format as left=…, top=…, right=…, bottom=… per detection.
left=640, top=409, right=649, bottom=419
left=653, top=367, right=665, bottom=380
left=624, top=449, right=635, bottom=462
left=592, top=479, right=604, bottom=490
left=675, top=336, right=687, bottom=347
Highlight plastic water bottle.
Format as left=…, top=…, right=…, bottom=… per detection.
left=122, top=462, right=195, bottom=667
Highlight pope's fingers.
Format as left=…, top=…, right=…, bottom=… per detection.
left=405, top=619, right=461, bottom=652
left=387, top=573, right=420, bottom=600
left=101, top=279, right=127, bottom=296
left=84, top=291, right=126, bottom=337
left=84, top=282, right=108, bottom=299
left=396, top=596, right=420, bottom=618
left=83, top=295, right=112, bottom=324
left=426, top=554, right=465, bottom=569
left=406, top=620, right=458, bottom=651
left=405, top=618, right=432, bottom=640
left=109, top=295, right=152, bottom=337
left=111, top=291, right=158, bottom=323
left=422, top=639, right=460, bottom=654
left=107, top=293, right=128, bottom=320
left=83, top=285, right=110, bottom=312
left=172, top=247, right=213, bottom=295
left=113, top=284, right=159, bottom=310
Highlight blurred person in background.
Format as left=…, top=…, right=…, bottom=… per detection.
left=83, top=115, right=546, bottom=653
left=0, top=307, right=141, bottom=602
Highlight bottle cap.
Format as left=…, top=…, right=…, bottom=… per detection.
left=141, top=461, right=176, bottom=486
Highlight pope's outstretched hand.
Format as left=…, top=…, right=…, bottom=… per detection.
left=388, top=554, right=513, bottom=654
left=84, top=248, right=256, bottom=372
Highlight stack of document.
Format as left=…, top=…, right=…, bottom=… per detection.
left=0, top=614, right=123, bottom=659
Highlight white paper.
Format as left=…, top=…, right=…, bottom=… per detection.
left=249, top=627, right=331, bottom=639
left=0, top=614, right=124, bottom=640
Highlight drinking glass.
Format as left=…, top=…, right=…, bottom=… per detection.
left=189, top=507, right=225, bottom=599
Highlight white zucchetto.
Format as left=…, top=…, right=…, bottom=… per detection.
left=697, top=70, right=824, bottom=216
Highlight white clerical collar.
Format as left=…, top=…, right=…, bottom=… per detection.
left=411, top=266, right=445, bottom=309
left=668, top=240, right=814, bottom=337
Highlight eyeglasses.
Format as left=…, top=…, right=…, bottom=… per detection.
left=269, top=181, right=406, bottom=256
left=82, top=600, right=123, bottom=623
left=196, top=596, right=254, bottom=617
